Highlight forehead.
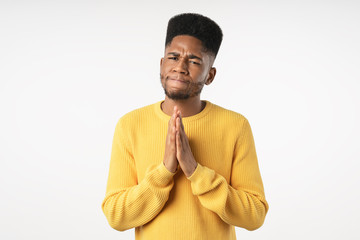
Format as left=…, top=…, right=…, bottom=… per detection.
left=165, top=35, right=205, bottom=56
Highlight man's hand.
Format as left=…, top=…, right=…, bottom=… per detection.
left=175, top=112, right=198, bottom=177
left=163, top=106, right=179, bottom=173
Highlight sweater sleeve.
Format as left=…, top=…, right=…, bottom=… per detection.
left=187, top=118, right=269, bottom=231
left=101, top=118, right=177, bottom=231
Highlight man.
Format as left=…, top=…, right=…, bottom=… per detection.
left=102, top=13, right=269, bottom=240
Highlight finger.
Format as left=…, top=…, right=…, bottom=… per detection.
left=176, top=116, right=180, bottom=132
left=177, top=117, right=185, bottom=144
left=170, top=126, right=176, bottom=141
left=169, top=126, right=176, bottom=152
left=176, top=130, right=181, bottom=155
left=167, top=115, right=171, bottom=130
left=175, top=115, right=183, bottom=136
left=170, top=109, right=177, bottom=129
left=177, top=118, right=188, bottom=146
left=175, top=109, right=180, bottom=121
left=173, top=106, right=178, bottom=116
left=179, top=116, right=185, bottom=137
left=183, top=130, right=189, bottom=146
left=168, top=109, right=175, bottom=128
left=181, top=127, right=187, bottom=146
left=179, top=112, right=185, bottom=131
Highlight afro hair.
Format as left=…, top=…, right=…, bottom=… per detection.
left=165, top=13, right=223, bottom=57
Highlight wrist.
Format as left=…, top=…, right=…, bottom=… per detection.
left=185, top=162, right=198, bottom=177
left=163, top=161, right=177, bottom=173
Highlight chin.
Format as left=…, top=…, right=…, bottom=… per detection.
left=164, top=89, right=190, bottom=100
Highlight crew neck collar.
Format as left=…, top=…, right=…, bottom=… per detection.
left=154, top=100, right=213, bottom=123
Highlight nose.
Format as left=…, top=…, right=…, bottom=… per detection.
left=172, top=58, right=189, bottom=75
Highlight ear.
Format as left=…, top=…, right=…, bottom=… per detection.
left=205, top=67, right=216, bottom=85
left=160, top=57, right=164, bottom=66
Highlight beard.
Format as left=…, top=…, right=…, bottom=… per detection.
left=160, top=74, right=205, bottom=100
left=164, top=88, right=191, bottom=100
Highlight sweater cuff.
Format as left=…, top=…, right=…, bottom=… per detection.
left=144, top=162, right=177, bottom=187
left=160, top=162, right=179, bottom=176
left=186, top=162, right=205, bottom=182
left=186, top=163, right=218, bottom=196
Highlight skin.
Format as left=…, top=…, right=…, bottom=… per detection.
left=160, top=35, right=217, bottom=177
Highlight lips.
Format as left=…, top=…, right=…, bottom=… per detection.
left=167, top=76, right=189, bottom=83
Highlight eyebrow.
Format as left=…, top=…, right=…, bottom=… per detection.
left=167, top=52, right=202, bottom=61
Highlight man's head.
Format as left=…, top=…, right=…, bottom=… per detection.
left=160, top=13, right=223, bottom=100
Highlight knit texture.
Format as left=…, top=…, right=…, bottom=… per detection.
left=101, top=100, right=269, bottom=240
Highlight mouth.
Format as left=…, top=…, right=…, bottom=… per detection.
left=167, top=77, right=189, bottom=84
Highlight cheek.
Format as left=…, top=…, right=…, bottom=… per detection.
left=192, top=67, right=208, bottom=79
left=201, top=66, right=212, bottom=79
left=160, top=64, right=170, bottom=75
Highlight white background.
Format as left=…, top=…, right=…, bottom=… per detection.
left=1, top=0, right=359, bottom=239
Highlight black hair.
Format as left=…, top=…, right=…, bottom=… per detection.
left=165, top=13, right=223, bottom=57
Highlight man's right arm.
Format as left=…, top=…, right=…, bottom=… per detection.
left=101, top=117, right=177, bottom=231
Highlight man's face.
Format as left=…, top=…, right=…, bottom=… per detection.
left=160, top=35, right=215, bottom=100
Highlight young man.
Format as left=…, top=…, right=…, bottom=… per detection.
left=102, top=13, right=269, bottom=240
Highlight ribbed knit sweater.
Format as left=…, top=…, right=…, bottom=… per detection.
left=101, top=100, right=269, bottom=240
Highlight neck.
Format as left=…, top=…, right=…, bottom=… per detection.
left=161, top=96, right=205, bottom=117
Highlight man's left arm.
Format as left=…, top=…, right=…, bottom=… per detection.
left=176, top=116, right=269, bottom=231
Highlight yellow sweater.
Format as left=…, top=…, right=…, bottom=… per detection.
left=102, top=100, right=269, bottom=240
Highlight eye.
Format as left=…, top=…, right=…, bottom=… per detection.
left=168, top=56, right=178, bottom=60
left=190, top=60, right=200, bottom=65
